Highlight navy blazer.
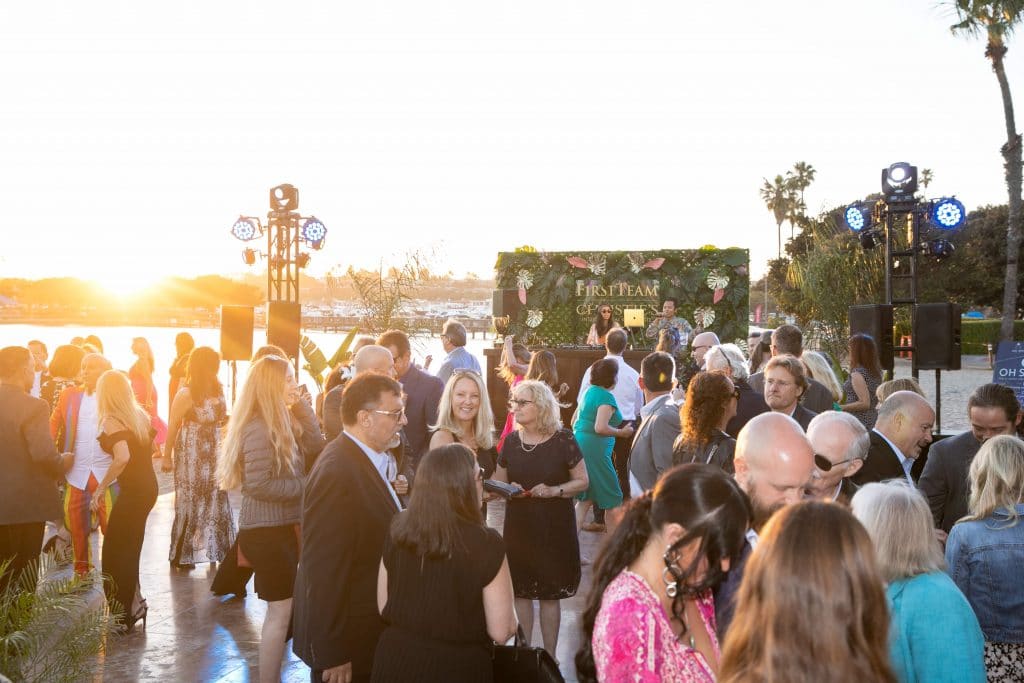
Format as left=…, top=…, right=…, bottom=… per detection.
left=398, top=364, right=444, bottom=469
left=292, top=433, right=401, bottom=676
left=852, top=429, right=910, bottom=487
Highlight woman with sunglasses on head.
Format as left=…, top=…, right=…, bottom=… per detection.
left=217, top=355, right=305, bottom=683
left=371, top=444, right=516, bottom=682
left=575, top=464, right=752, bottom=682
left=586, top=305, right=621, bottom=346
left=430, top=371, right=498, bottom=512
left=672, top=372, right=739, bottom=474
left=493, top=379, right=589, bottom=661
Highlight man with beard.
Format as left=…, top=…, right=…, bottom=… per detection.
left=713, top=411, right=815, bottom=636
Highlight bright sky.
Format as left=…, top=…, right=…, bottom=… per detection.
left=2, top=1, right=1020, bottom=292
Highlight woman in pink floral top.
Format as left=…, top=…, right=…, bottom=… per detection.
left=575, top=464, right=752, bottom=682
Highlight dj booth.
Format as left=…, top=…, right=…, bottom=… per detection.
left=483, top=346, right=649, bottom=426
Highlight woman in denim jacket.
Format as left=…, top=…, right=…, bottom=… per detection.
left=946, top=435, right=1024, bottom=682
left=852, top=482, right=985, bottom=683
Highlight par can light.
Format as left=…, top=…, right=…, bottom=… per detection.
left=931, top=198, right=966, bottom=230
left=300, top=217, right=327, bottom=243
left=844, top=203, right=875, bottom=233
left=231, top=217, right=262, bottom=241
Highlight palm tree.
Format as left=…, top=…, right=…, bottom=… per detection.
left=786, top=162, right=816, bottom=240
left=950, top=1, right=1024, bottom=341
left=760, top=175, right=794, bottom=258
left=920, top=168, right=935, bottom=192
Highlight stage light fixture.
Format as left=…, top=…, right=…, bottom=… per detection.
left=231, top=216, right=261, bottom=241
left=930, top=197, right=966, bottom=230
left=844, top=203, right=875, bottom=233
left=242, top=248, right=258, bottom=265
left=300, top=217, right=327, bottom=244
left=922, top=238, right=956, bottom=261
left=269, top=184, right=299, bottom=212
left=860, top=230, right=881, bottom=250
left=881, top=162, right=918, bottom=197
left=296, top=253, right=311, bottom=269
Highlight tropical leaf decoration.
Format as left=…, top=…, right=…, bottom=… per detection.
left=589, top=255, right=607, bottom=275
left=526, top=310, right=544, bottom=328
left=326, top=327, right=362, bottom=369
left=694, top=307, right=716, bottom=329
left=643, top=257, right=666, bottom=270
left=299, top=335, right=329, bottom=378
left=566, top=256, right=589, bottom=269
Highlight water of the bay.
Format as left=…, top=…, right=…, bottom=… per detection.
left=1, top=324, right=495, bottom=418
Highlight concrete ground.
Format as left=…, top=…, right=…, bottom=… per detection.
left=87, top=358, right=995, bottom=681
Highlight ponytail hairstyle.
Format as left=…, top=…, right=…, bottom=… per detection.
left=575, top=464, right=752, bottom=682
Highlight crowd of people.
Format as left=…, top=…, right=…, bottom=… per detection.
left=1, top=308, right=1023, bottom=682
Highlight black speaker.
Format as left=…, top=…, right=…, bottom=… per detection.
left=267, top=301, right=302, bottom=359
left=849, top=304, right=894, bottom=371
left=913, top=303, right=962, bottom=370
left=492, top=289, right=522, bottom=318
left=221, top=305, right=255, bottom=361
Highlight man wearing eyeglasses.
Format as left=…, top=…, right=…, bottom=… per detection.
left=294, top=373, right=407, bottom=683
left=762, top=355, right=817, bottom=431
left=804, top=412, right=868, bottom=506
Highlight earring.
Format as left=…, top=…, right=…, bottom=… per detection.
left=662, top=547, right=679, bottom=598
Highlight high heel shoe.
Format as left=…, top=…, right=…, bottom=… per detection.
left=122, top=603, right=148, bottom=634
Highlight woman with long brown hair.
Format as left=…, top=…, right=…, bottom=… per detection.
left=371, top=444, right=516, bottom=681
left=719, top=501, right=896, bottom=683
left=576, top=464, right=752, bottom=682
left=525, top=350, right=570, bottom=401
left=841, top=333, right=883, bottom=428
left=586, top=305, right=621, bottom=346
left=673, top=372, right=739, bottom=473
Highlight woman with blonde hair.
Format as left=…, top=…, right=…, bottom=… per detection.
left=801, top=351, right=843, bottom=410
left=430, top=370, right=498, bottom=508
left=946, top=435, right=1024, bottom=681
left=852, top=482, right=985, bottom=682
left=492, top=379, right=589, bottom=660
left=91, top=370, right=158, bottom=632
left=719, top=502, right=897, bottom=683
left=218, top=355, right=304, bottom=683
left=129, top=337, right=168, bottom=456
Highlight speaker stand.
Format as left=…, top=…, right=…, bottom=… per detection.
left=230, top=361, right=238, bottom=406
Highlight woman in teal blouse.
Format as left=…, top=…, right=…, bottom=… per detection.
left=852, top=481, right=986, bottom=683
left=573, top=358, right=634, bottom=532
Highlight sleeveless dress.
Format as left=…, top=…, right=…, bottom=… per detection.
left=574, top=385, right=624, bottom=509
left=169, top=396, right=236, bottom=564
left=843, top=367, right=881, bottom=429
left=594, top=571, right=719, bottom=682
left=129, top=365, right=168, bottom=446
left=98, top=428, right=158, bottom=617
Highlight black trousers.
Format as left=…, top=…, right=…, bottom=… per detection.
left=0, top=522, right=44, bottom=594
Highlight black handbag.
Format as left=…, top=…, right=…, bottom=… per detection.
left=492, top=627, right=564, bottom=682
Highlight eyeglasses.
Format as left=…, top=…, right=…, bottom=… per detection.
left=508, top=398, right=534, bottom=408
left=693, top=345, right=712, bottom=353
left=814, top=453, right=858, bottom=472
left=372, top=407, right=406, bottom=420
left=765, top=378, right=793, bottom=389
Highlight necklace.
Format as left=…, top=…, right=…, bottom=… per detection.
left=520, top=432, right=550, bottom=452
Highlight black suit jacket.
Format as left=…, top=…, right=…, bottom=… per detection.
left=918, top=431, right=981, bottom=533
left=790, top=404, right=817, bottom=432
left=852, top=429, right=913, bottom=487
left=0, top=385, right=64, bottom=525
left=398, top=365, right=444, bottom=470
left=713, top=536, right=753, bottom=638
left=292, top=433, right=401, bottom=675
left=725, top=379, right=769, bottom=438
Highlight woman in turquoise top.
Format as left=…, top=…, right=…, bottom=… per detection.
left=852, top=481, right=986, bottom=683
left=573, top=358, right=634, bottom=532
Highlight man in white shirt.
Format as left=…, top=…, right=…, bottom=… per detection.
left=852, top=391, right=934, bottom=488
left=577, top=329, right=643, bottom=530
left=805, top=412, right=868, bottom=506
left=52, top=353, right=114, bottom=574
left=27, top=340, right=48, bottom=399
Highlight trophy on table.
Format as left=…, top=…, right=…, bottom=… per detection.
left=493, top=315, right=511, bottom=346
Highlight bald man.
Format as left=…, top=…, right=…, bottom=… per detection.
left=323, top=346, right=397, bottom=442
left=805, top=412, right=869, bottom=506
left=714, top=412, right=815, bottom=635
left=851, top=390, right=934, bottom=488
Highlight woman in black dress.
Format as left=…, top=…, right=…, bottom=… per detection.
left=372, top=444, right=517, bottom=682
left=493, top=380, right=590, bottom=660
left=90, top=370, right=159, bottom=632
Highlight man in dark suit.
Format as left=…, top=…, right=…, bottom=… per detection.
left=703, top=344, right=769, bottom=437
left=293, top=374, right=406, bottom=683
left=748, top=325, right=833, bottom=414
left=852, top=391, right=934, bottom=488
left=805, top=412, right=869, bottom=506
left=0, top=346, right=72, bottom=592
left=629, top=352, right=681, bottom=492
left=714, top=412, right=814, bottom=636
left=377, top=330, right=443, bottom=472
left=762, top=355, right=817, bottom=431
left=919, top=383, right=1022, bottom=533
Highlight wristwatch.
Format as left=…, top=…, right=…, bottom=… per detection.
left=558, top=487, right=564, bottom=497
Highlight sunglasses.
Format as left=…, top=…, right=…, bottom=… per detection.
left=814, top=453, right=858, bottom=472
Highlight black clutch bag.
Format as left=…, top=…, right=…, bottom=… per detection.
left=492, top=627, right=564, bottom=682
left=483, top=479, right=526, bottom=499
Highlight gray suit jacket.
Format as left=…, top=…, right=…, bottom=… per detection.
left=628, top=395, right=681, bottom=492
left=0, top=384, right=64, bottom=524
left=918, top=431, right=981, bottom=533
left=749, top=370, right=834, bottom=414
